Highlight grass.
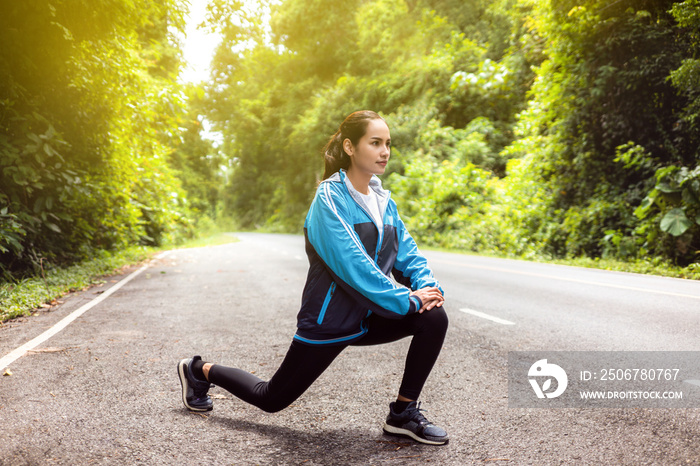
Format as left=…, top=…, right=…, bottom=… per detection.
left=176, top=232, right=239, bottom=249
left=546, top=256, right=700, bottom=280
left=0, top=232, right=239, bottom=323
left=423, top=245, right=700, bottom=281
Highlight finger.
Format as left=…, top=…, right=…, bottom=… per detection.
left=429, top=298, right=445, bottom=311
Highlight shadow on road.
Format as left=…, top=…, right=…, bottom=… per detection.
left=200, top=412, right=428, bottom=463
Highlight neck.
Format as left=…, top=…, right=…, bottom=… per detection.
left=345, top=167, right=372, bottom=195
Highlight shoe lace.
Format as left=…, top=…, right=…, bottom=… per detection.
left=192, top=380, right=212, bottom=398
left=406, top=401, right=432, bottom=426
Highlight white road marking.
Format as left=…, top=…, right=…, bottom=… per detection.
left=432, top=259, right=700, bottom=301
left=0, top=251, right=171, bottom=372
left=684, top=380, right=700, bottom=388
left=459, top=308, right=515, bottom=325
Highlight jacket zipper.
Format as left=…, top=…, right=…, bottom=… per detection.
left=375, top=212, right=384, bottom=262
left=352, top=192, right=385, bottom=260
left=317, top=282, right=336, bottom=325
left=340, top=171, right=386, bottom=262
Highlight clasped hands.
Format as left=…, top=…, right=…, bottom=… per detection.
left=410, top=287, right=444, bottom=314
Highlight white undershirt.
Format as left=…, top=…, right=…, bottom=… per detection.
left=357, top=189, right=383, bottom=228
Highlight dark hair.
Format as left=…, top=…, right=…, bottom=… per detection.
left=322, top=110, right=386, bottom=180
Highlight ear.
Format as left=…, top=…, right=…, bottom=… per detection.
left=342, top=138, right=353, bottom=157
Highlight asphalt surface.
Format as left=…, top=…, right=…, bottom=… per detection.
left=1, top=232, right=700, bottom=465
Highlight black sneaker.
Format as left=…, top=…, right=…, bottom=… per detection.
left=383, top=401, right=449, bottom=445
left=177, top=356, right=213, bottom=412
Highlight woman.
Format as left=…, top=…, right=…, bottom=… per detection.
left=178, top=110, right=449, bottom=445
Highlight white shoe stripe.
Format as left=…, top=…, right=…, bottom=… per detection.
left=383, top=423, right=448, bottom=445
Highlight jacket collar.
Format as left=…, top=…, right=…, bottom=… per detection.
left=335, top=169, right=390, bottom=227
left=335, top=169, right=387, bottom=194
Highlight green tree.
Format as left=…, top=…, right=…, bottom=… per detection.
left=0, top=0, right=189, bottom=277
left=204, top=0, right=522, bottom=230
left=506, top=0, right=700, bottom=263
left=170, top=86, right=225, bottom=222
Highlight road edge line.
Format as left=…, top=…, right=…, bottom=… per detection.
left=0, top=251, right=171, bottom=372
left=432, top=258, right=700, bottom=301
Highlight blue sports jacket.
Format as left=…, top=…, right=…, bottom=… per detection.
left=294, top=169, right=443, bottom=346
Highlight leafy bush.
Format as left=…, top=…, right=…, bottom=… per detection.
left=0, top=0, right=198, bottom=278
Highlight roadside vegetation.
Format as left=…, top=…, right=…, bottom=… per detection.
left=2, top=0, right=700, bottom=322
left=205, top=0, right=700, bottom=271
left=0, top=246, right=152, bottom=322
left=0, top=231, right=238, bottom=323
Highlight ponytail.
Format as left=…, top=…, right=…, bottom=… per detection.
left=321, top=110, right=385, bottom=180
left=322, top=131, right=350, bottom=180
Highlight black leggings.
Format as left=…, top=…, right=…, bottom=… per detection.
left=208, top=307, right=448, bottom=413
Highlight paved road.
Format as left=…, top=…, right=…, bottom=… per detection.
left=1, top=232, right=699, bottom=465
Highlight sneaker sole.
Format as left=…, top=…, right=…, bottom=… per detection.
left=177, top=359, right=212, bottom=412
left=383, top=423, right=449, bottom=446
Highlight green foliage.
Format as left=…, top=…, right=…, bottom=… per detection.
left=0, top=0, right=199, bottom=279
left=389, top=157, right=497, bottom=250
left=169, top=86, right=227, bottom=224
left=197, top=0, right=700, bottom=272
left=8, top=0, right=699, bottom=282
left=205, top=0, right=530, bottom=231
left=499, top=0, right=700, bottom=265
left=0, top=246, right=152, bottom=322
left=669, top=0, right=700, bottom=121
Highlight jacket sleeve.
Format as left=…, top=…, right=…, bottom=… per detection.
left=391, top=209, right=444, bottom=295
left=305, top=182, right=421, bottom=318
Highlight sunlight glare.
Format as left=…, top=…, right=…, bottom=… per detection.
left=180, top=1, right=221, bottom=84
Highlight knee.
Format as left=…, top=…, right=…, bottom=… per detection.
left=261, top=403, right=287, bottom=414
left=423, top=306, right=449, bottom=335
left=259, top=396, right=293, bottom=413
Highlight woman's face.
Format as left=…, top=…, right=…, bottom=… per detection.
left=345, top=119, right=391, bottom=177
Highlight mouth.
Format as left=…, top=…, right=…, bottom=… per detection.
left=377, top=161, right=388, bottom=167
